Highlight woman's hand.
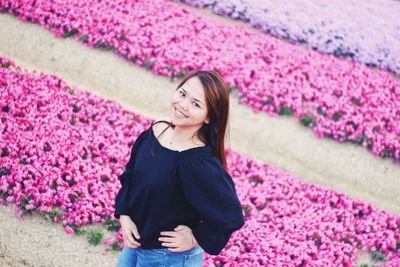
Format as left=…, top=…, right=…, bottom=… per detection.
left=120, top=215, right=141, bottom=248
left=159, top=225, right=198, bottom=252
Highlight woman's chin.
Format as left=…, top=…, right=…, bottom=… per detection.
left=171, top=118, right=184, bottom=126
left=171, top=112, right=187, bottom=124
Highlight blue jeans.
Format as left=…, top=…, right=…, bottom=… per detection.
left=115, top=245, right=204, bottom=267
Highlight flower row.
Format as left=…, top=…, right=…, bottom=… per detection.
left=1, top=0, right=400, bottom=165
left=179, top=0, right=400, bottom=76
left=1, top=56, right=400, bottom=266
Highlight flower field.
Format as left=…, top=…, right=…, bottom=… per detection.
left=1, top=56, right=400, bottom=266
left=178, top=0, right=400, bottom=76
left=1, top=0, right=400, bottom=266
left=1, top=0, right=399, bottom=165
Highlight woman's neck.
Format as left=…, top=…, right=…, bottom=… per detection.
left=170, top=125, right=197, bottom=142
left=168, top=124, right=204, bottom=146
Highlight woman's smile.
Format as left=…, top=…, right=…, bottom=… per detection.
left=174, top=106, right=188, bottom=118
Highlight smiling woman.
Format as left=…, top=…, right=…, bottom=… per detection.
left=167, top=75, right=210, bottom=150
left=114, top=70, right=245, bottom=266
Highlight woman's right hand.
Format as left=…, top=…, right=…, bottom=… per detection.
left=120, top=215, right=141, bottom=248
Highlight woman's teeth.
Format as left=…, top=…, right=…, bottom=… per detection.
left=175, top=108, right=187, bottom=117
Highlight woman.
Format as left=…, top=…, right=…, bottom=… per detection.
left=114, top=70, right=245, bottom=267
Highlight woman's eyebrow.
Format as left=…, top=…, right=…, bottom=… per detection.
left=182, top=88, right=203, bottom=105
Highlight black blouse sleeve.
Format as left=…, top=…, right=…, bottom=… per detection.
left=113, top=129, right=148, bottom=219
left=178, top=154, right=245, bottom=255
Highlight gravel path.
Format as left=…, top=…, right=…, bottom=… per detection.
left=0, top=204, right=118, bottom=267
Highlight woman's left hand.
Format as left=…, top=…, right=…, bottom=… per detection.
left=159, top=225, right=196, bottom=252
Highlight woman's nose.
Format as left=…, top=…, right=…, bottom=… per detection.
left=180, top=100, right=189, bottom=111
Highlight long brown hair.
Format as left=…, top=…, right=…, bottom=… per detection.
left=152, top=70, right=230, bottom=170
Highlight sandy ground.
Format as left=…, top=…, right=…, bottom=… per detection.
left=0, top=5, right=399, bottom=266
left=0, top=204, right=119, bottom=267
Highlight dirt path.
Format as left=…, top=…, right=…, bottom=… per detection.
left=0, top=7, right=399, bottom=266
left=0, top=204, right=118, bottom=267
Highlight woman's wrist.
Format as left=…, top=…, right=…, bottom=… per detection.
left=191, top=235, right=198, bottom=247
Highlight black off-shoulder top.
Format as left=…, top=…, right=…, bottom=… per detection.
left=114, top=122, right=245, bottom=255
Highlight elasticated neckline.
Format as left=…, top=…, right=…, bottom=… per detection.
left=149, top=125, right=212, bottom=158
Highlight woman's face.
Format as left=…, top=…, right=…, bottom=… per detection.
left=170, top=76, right=209, bottom=129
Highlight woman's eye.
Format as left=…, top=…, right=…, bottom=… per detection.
left=179, top=91, right=185, bottom=97
left=193, top=102, right=200, bottom=108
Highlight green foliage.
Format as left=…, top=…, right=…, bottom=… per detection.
left=380, top=148, right=390, bottom=158
left=63, top=28, right=79, bottom=38
left=279, top=105, right=294, bottom=116
left=0, top=167, right=11, bottom=177
left=100, top=175, right=109, bottom=183
left=1, top=147, right=10, bottom=157
left=176, top=70, right=186, bottom=79
left=241, top=204, right=251, bottom=216
left=300, top=114, right=315, bottom=127
left=263, top=97, right=273, bottom=105
left=50, top=180, right=59, bottom=189
left=68, top=193, right=76, bottom=203
left=316, top=107, right=326, bottom=117
left=111, top=241, right=121, bottom=251
left=117, top=33, right=126, bottom=41
left=351, top=97, right=362, bottom=106
left=332, top=111, right=345, bottom=121
left=88, top=229, right=104, bottom=245
left=2, top=105, right=10, bottom=112
left=94, top=41, right=114, bottom=51
left=43, top=207, right=63, bottom=222
left=78, top=35, right=89, bottom=43
left=19, top=157, right=28, bottom=165
left=370, top=250, right=387, bottom=262
left=71, top=104, right=80, bottom=113
left=74, top=227, right=86, bottom=236
left=21, top=196, right=33, bottom=215
left=66, top=223, right=85, bottom=236
left=312, top=233, right=322, bottom=247
left=357, top=134, right=365, bottom=145
left=104, top=216, right=121, bottom=232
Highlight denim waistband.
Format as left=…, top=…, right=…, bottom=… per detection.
left=135, top=245, right=204, bottom=256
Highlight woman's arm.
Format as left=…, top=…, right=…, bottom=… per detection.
left=177, top=154, right=245, bottom=255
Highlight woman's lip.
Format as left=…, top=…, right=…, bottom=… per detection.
left=175, top=107, right=188, bottom=117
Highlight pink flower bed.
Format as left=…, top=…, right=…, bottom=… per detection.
left=1, top=0, right=400, bottom=165
left=1, top=56, right=400, bottom=266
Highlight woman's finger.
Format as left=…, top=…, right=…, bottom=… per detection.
left=130, top=225, right=141, bottom=240
left=125, top=232, right=141, bottom=247
left=159, top=236, right=177, bottom=243
left=174, top=225, right=189, bottom=231
left=160, top=231, right=177, bottom=237
left=125, top=239, right=136, bottom=248
left=124, top=239, right=137, bottom=248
